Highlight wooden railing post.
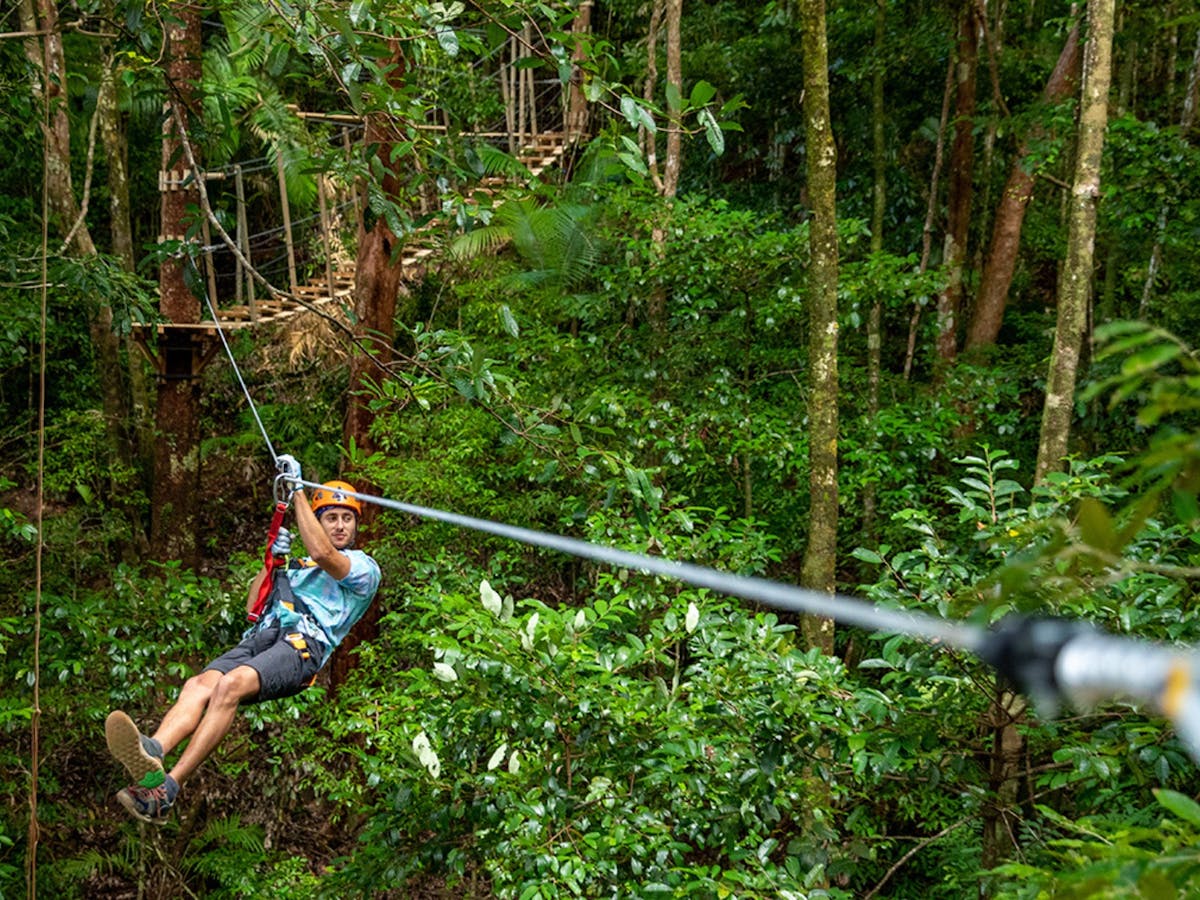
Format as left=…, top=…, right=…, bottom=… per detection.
left=340, top=127, right=355, bottom=215
left=317, top=175, right=336, bottom=300
left=199, top=176, right=218, bottom=313
left=276, top=148, right=298, bottom=292
left=234, top=164, right=256, bottom=321
left=524, top=24, right=537, bottom=141
left=504, top=37, right=517, bottom=154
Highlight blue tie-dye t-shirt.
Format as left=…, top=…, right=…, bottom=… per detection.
left=257, top=549, right=381, bottom=667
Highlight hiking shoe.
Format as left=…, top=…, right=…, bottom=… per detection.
left=116, top=782, right=174, bottom=825
left=105, top=710, right=165, bottom=788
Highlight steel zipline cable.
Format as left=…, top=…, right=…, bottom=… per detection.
left=281, top=477, right=1200, bottom=765
left=199, top=240, right=1200, bottom=769
left=291, top=480, right=985, bottom=652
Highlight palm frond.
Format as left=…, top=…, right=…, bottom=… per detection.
left=221, top=6, right=273, bottom=71
left=474, top=143, right=532, bottom=180
left=450, top=224, right=514, bottom=260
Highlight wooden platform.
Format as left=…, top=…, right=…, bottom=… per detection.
left=136, top=131, right=569, bottom=370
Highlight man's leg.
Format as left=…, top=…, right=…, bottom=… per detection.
left=168, top=664, right=261, bottom=786
left=151, top=668, right=224, bottom=755
left=113, top=666, right=261, bottom=825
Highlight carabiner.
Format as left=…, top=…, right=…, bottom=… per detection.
left=273, top=472, right=294, bottom=506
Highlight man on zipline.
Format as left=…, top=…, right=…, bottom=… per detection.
left=104, top=457, right=381, bottom=824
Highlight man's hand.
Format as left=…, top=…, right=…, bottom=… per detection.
left=271, top=526, right=292, bottom=558
left=277, top=454, right=302, bottom=492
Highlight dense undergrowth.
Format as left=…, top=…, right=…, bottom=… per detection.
left=3, top=190, right=1199, bottom=897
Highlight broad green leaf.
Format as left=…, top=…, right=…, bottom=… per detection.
left=500, top=304, right=519, bottom=337
left=690, top=80, right=717, bottom=108
left=1121, top=342, right=1182, bottom=376
left=1077, top=497, right=1117, bottom=554
left=698, top=108, right=724, bottom=155
left=487, top=743, right=508, bottom=771
left=620, top=95, right=640, bottom=128
left=636, top=104, right=656, bottom=133
left=348, top=0, right=370, bottom=27
left=480, top=580, right=502, bottom=616
left=1155, top=789, right=1200, bottom=828
left=851, top=547, right=884, bottom=565
left=618, top=151, right=648, bottom=177
left=665, top=82, right=681, bottom=112
left=436, top=26, right=459, bottom=56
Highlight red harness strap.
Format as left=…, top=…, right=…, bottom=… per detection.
left=247, top=500, right=289, bottom=623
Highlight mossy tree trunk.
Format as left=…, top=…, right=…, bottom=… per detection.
left=1035, top=0, right=1115, bottom=482
left=798, top=0, right=839, bottom=656
left=151, top=2, right=204, bottom=567
left=936, top=0, right=978, bottom=367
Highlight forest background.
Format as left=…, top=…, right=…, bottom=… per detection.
left=3, top=0, right=1200, bottom=897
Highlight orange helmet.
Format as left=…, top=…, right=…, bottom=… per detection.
left=310, top=480, right=364, bottom=519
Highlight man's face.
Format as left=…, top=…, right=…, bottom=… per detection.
left=319, top=507, right=357, bottom=549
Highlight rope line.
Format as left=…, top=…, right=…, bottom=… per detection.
left=290, top=478, right=985, bottom=653
left=201, top=290, right=278, bottom=465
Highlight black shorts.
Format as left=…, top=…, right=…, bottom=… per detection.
left=204, top=625, right=324, bottom=703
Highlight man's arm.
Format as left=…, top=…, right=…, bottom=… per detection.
left=292, top=488, right=352, bottom=580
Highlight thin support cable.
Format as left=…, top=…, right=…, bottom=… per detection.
left=202, top=290, right=278, bottom=464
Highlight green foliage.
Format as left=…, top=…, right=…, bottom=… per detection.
left=318, top=521, right=862, bottom=898
left=7, top=0, right=1200, bottom=894
left=993, top=791, right=1200, bottom=899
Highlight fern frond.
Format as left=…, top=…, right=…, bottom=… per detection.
left=475, top=143, right=532, bottom=180
left=450, top=225, right=514, bottom=260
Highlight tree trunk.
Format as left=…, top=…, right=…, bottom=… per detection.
left=333, top=42, right=411, bottom=689
left=661, top=0, right=683, bottom=199
left=979, top=691, right=1028, bottom=894
left=1137, top=27, right=1200, bottom=317
left=99, top=41, right=152, bottom=556
left=1035, top=0, right=1115, bottom=482
left=642, top=0, right=664, bottom=188
left=904, top=54, right=956, bottom=380
left=647, top=0, right=681, bottom=350
left=862, top=0, right=886, bottom=546
left=152, top=2, right=204, bottom=567
left=799, top=0, right=839, bottom=656
left=964, top=25, right=1081, bottom=351
left=936, top=0, right=978, bottom=366
left=22, top=0, right=136, bottom=504
left=565, top=0, right=593, bottom=141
